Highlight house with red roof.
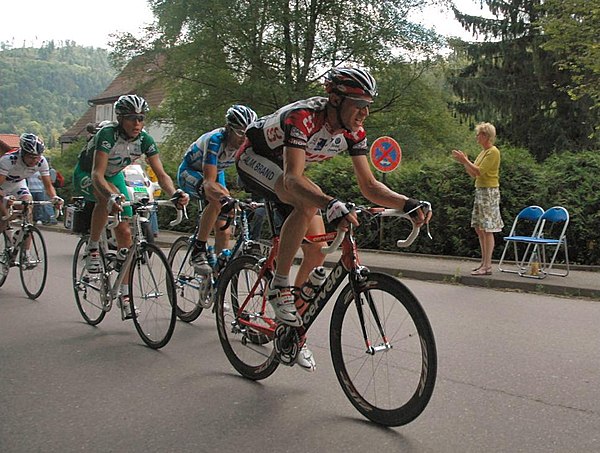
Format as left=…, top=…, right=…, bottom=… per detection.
left=59, top=53, right=168, bottom=151
left=0, top=133, right=20, bottom=155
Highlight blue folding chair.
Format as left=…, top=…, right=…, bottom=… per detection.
left=498, top=206, right=545, bottom=274
left=516, top=206, right=570, bottom=279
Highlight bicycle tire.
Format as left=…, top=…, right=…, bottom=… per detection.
left=19, top=226, right=48, bottom=299
left=0, top=232, right=10, bottom=287
left=167, top=236, right=205, bottom=322
left=130, top=242, right=177, bottom=349
left=72, top=236, right=107, bottom=325
left=216, top=255, right=279, bottom=380
left=330, top=272, right=437, bottom=427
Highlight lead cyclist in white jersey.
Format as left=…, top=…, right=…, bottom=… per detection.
left=236, top=67, right=431, bottom=372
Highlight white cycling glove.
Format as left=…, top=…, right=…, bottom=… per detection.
left=51, top=196, right=64, bottom=206
left=326, top=198, right=351, bottom=226
left=106, top=193, right=122, bottom=213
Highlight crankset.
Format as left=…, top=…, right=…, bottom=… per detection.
left=273, top=324, right=300, bottom=366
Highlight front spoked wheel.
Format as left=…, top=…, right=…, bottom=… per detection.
left=167, top=236, right=206, bottom=322
left=19, top=226, right=48, bottom=299
left=330, top=272, right=437, bottom=427
left=0, top=232, right=11, bottom=287
left=130, top=243, right=177, bottom=349
left=216, top=255, right=279, bottom=380
left=72, top=237, right=107, bottom=325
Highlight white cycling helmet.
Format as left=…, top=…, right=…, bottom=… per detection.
left=225, top=105, right=258, bottom=129
left=324, top=67, right=378, bottom=98
left=114, top=94, right=150, bottom=116
left=19, top=133, right=45, bottom=156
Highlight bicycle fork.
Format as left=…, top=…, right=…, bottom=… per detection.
left=349, top=267, right=392, bottom=355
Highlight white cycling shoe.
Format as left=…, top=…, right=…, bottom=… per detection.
left=296, top=344, right=316, bottom=372
left=268, top=286, right=302, bottom=327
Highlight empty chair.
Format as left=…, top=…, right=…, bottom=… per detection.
left=517, top=206, right=570, bottom=279
left=498, top=206, right=545, bottom=274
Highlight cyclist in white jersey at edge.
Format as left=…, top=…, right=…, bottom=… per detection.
left=0, top=133, right=63, bottom=262
left=236, top=67, right=431, bottom=371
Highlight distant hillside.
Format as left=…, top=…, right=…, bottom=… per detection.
left=0, top=42, right=117, bottom=148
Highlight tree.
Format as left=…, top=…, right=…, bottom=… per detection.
left=539, top=0, right=600, bottom=106
left=449, top=0, right=598, bottom=161
left=111, top=0, right=446, bottom=147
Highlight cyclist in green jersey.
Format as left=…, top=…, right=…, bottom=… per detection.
left=80, top=94, right=189, bottom=318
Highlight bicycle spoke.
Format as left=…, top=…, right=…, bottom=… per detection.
left=131, top=243, right=176, bottom=349
left=72, top=237, right=107, bottom=325
left=0, top=232, right=10, bottom=287
left=167, top=236, right=205, bottom=322
left=19, top=227, right=48, bottom=299
left=215, top=255, right=279, bottom=380
left=330, top=272, right=437, bottom=427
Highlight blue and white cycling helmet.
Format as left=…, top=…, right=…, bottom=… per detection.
left=225, top=105, right=258, bottom=129
left=20, top=133, right=45, bottom=156
left=114, top=94, right=150, bottom=116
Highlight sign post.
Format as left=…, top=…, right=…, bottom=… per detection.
left=369, top=136, right=402, bottom=247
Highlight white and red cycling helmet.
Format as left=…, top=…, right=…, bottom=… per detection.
left=324, top=67, right=378, bottom=98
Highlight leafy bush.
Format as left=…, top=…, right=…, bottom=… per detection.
left=49, top=141, right=600, bottom=265
left=312, top=147, right=600, bottom=265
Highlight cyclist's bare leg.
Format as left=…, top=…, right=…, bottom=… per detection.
left=0, top=200, right=7, bottom=234
left=200, top=182, right=231, bottom=253
left=18, top=195, right=34, bottom=251
left=212, top=218, right=230, bottom=253
left=275, top=206, right=318, bottom=280
left=296, top=214, right=326, bottom=288
left=89, top=193, right=110, bottom=244
left=198, top=198, right=220, bottom=243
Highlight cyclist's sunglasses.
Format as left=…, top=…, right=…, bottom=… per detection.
left=123, top=114, right=146, bottom=122
left=344, top=96, right=373, bottom=109
left=230, top=126, right=246, bottom=137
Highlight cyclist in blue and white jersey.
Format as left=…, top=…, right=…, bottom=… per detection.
left=177, top=105, right=257, bottom=274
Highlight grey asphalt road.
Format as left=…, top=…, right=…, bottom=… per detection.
left=1, top=230, right=599, bottom=452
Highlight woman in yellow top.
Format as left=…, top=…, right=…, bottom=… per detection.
left=452, top=122, right=504, bottom=275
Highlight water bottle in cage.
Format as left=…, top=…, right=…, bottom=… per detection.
left=216, top=249, right=232, bottom=272
left=299, top=266, right=327, bottom=302
left=207, top=245, right=217, bottom=269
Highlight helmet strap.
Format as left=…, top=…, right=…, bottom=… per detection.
left=329, top=96, right=352, bottom=133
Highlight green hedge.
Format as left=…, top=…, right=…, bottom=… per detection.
left=50, top=143, right=600, bottom=265
left=307, top=148, right=599, bottom=265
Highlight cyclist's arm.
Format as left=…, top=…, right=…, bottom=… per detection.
left=351, top=154, right=429, bottom=225
left=201, top=163, right=228, bottom=203
left=40, top=174, right=57, bottom=199
left=146, top=154, right=188, bottom=205
left=90, top=150, right=114, bottom=200
left=282, top=146, right=332, bottom=208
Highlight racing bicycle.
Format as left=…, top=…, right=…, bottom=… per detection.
left=215, top=202, right=437, bottom=426
left=72, top=197, right=183, bottom=349
left=1, top=199, right=61, bottom=299
left=168, top=198, right=268, bottom=322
